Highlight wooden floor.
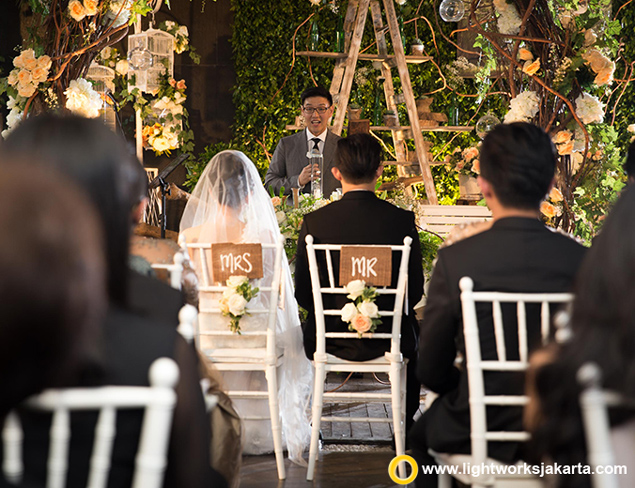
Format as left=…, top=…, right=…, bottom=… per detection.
left=239, top=373, right=409, bottom=488
left=240, top=445, right=400, bottom=488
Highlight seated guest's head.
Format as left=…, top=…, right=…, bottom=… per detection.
left=332, top=133, right=382, bottom=190
left=479, top=122, right=556, bottom=215
left=0, top=163, right=105, bottom=416
left=2, top=114, right=143, bottom=306
left=624, top=141, right=635, bottom=184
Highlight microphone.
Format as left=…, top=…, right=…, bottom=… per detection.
left=104, top=87, right=120, bottom=112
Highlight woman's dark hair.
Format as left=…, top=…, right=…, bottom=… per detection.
left=2, top=114, right=142, bottom=305
left=529, top=186, right=635, bottom=487
left=210, top=151, right=247, bottom=209
left=480, top=123, right=557, bottom=210
left=334, top=133, right=381, bottom=184
left=0, top=163, right=105, bottom=416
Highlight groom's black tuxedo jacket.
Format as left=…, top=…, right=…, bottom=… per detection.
left=414, top=217, right=586, bottom=463
left=295, top=190, right=424, bottom=362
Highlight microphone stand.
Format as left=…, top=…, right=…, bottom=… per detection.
left=149, top=153, right=190, bottom=239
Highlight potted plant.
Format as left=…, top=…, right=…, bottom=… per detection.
left=410, top=38, right=424, bottom=56
left=347, top=102, right=363, bottom=120
left=383, top=109, right=399, bottom=127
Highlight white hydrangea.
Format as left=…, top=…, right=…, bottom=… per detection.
left=64, top=78, right=102, bottom=118
left=575, top=93, right=604, bottom=125
left=2, top=107, right=24, bottom=139
left=503, top=91, right=539, bottom=123
left=106, top=0, right=132, bottom=28
left=494, top=0, right=522, bottom=35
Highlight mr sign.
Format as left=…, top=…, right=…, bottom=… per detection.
left=340, top=246, right=392, bottom=287
left=211, top=243, right=263, bottom=283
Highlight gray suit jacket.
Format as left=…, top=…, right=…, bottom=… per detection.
left=264, top=130, right=341, bottom=197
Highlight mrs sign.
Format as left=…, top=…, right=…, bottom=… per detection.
left=340, top=246, right=392, bottom=287
left=210, top=243, right=263, bottom=282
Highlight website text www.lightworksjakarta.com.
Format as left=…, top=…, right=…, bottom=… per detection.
left=419, top=462, right=628, bottom=478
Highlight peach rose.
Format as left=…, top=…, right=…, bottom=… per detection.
left=31, top=67, right=49, bottom=84
left=17, top=69, right=32, bottom=85
left=540, top=201, right=556, bottom=219
left=557, top=141, right=574, bottom=155
left=23, top=57, right=38, bottom=71
left=169, top=78, right=176, bottom=87
left=553, top=130, right=572, bottom=144
left=17, top=83, right=36, bottom=98
left=594, top=66, right=614, bottom=86
left=270, top=196, right=282, bottom=207
left=7, top=69, right=19, bottom=86
left=37, top=55, right=52, bottom=70
left=68, top=0, right=87, bottom=21
left=471, top=159, right=480, bottom=175
left=549, top=187, right=563, bottom=203
left=584, top=29, right=597, bottom=47
left=176, top=79, right=186, bottom=90
left=593, top=150, right=603, bottom=161
left=523, top=58, right=541, bottom=76
left=462, top=146, right=479, bottom=161
left=13, top=49, right=35, bottom=69
left=518, top=48, right=533, bottom=61
left=83, top=0, right=98, bottom=16
left=351, top=314, right=372, bottom=334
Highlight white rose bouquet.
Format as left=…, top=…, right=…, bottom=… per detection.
left=340, top=280, right=382, bottom=337
left=219, top=275, right=259, bottom=334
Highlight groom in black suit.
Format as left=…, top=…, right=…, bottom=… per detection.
left=294, top=133, right=425, bottom=429
left=410, top=122, right=587, bottom=487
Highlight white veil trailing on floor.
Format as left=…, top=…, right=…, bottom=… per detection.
left=179, top=150, right=313, bottom=465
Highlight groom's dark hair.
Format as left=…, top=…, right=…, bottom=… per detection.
left=334, top=133, right=381, bottom=184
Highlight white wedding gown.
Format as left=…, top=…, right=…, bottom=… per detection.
left=179, top=150, right=313, bottom=465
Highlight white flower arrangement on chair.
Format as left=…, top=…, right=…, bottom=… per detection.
left=219, top=275, right=259, bottom=334
left=340, top=280, right=382, bottom=337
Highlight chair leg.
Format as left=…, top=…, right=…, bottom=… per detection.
left=265, top=363, right=286, bottom=480
left=389, top=360, right=406, bottom=479
left=306, top=361, right=326, bottom=481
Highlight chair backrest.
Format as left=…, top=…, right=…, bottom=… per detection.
left=459, top=276, right=574, bottom=465
left=2, top=357, right=179, bottom=488
left=578, top=362, right=623, bottom=488
left=418, top=204, right=492, bottom=238
left=151, top=250, right=186, bottom=290
left=304, top=235, right=412, bottom=359
left=182, top=235, right=285, bottom=354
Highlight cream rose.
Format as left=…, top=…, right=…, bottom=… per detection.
left=351, top=314, right=372, bottom=334
left=17, top=69, right=32, bottom=85
left=358, top=300, right=379, bottom=318
left=340, top=302, right=358, bottom=323
left=115, top=59, right=129, bottom=75
left=17, top=83, right=36, bottom=98
left=31, top=67, right=49, bottom=84
left=227, top=275, right=248, bottom=288
left=553, top=130, right=572, bottom=144
left=7, top=69, right=19, bottom=86
left=36, top=55, right=52, bottom=70
left=346, top=280, right=366, bottom=300
left=275, top=210, right=286, bottom=225
left=227, top=293, right=248, bottom=316
left=13, top=49, right=35, bottom=69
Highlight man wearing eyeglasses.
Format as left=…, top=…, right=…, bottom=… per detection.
left=264, top=86, right=341, bottom=197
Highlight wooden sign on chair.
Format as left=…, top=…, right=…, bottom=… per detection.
left=340, top=246, right=391, bottom=286
left=211, top=243, right=263, bottom=282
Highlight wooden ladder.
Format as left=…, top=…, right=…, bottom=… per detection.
left=306, top=0, right=439, bottom=204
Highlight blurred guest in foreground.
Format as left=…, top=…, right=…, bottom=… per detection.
left=526, top=185, right=635, bottom=488
left=2, top=114, right=224, bottom=488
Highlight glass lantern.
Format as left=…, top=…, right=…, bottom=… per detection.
left=127, top=28, right=175, bottom=93
left=439, top=0, right=465, bottom=22
left=86, top=62, right=116, bottom=131
left=475, top=111, right=501, bottom=139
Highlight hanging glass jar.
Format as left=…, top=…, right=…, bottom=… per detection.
left=476, top=111, right=501, bottom=139
left=439, top=0, right=465, bottom=22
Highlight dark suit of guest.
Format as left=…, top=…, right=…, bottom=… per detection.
left=295, top=190, right=424, bottom=425
left=264, top=129, right=341, bottom=197
left=411, top=217, right=586, bottom=467
left=128, top=268, right=184, bottom=326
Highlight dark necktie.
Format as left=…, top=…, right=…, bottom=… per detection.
left=310, top=138, right=321, bottom=154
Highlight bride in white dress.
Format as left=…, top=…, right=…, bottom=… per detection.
left=179, top=150, right=312, bottom=465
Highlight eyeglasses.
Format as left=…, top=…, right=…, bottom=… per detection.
left=302, top=106, right=331, bottom=115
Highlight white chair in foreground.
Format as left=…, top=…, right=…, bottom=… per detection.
left=432, top=276, right=574, bottom=488
left=304, top=235, right=412, bottom=481
left=151, top=250, right=186, bottom=290
left=2, top=357, right=179, bottom=488
left=182, top=235, right=287, bottom=479
left=578, top=362, right=624, bottom=488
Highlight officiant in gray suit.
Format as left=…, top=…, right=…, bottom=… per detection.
left=264, top=86, right=341, bottom=197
